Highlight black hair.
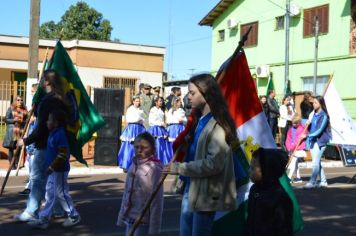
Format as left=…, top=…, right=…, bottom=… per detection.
left=42, top=69, right=66, bottom=99
left=49, top=109, right=68, bottom=128
left=314, top=96, right=331, bottom=128
left=134, top=132, right=156, bottom=154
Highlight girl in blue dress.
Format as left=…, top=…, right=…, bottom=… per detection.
left=166, top=98, right=187, bottom=159
left=148, top=96, right=171, bottom=165
left=117, top=96, right=146, bottom=170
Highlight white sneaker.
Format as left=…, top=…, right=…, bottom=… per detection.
left=28, top=218, right=49, bottom=229
left=14, top=211, right=36, bottom=222
left=293, top=178, right=303, bottom=184
left=62, top=216, right=81, bottom=227
left=303, top=182, right=317, bottom=189
left=318, top=182, right=328, bottom=188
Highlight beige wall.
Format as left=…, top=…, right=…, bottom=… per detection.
left=75, top=48, right=163, bottom=72
left=0, top=69, right=11, bottom=81
left=0, top=44, right=163, bottom=72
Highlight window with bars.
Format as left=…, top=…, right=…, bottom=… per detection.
left=275, top=16, right=285, bottom=30
left=302, top=76, right=329, bottom=95
left=103, top=77, right=137, bottom=97
left=303, top=4, right=329, bottom=37
left=240, top=21, right=258, bottom=47
left=218, top=29, right=225, bottom=42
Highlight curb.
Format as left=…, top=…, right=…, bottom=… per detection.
left=298, top=160, right=344, bottom=169
left=0, top=167, right=124, bottom=177
left=0, top=161, right=344, bottom=177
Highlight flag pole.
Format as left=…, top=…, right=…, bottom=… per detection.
left=1, top=48, right=50, bottom=196
left=15, top=48, right=49, bottom=176
left=286, top=72, right=334, bottom=170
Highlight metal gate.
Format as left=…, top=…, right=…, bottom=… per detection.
left=0, top=81, right=27, bottom=139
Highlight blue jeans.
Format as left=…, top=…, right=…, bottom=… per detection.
left=309, top=143, right=327, bottom=185
left=24, top=149, right=47, bottom=217
left=180, top=188, right=215, bottom=236
left=125, top=223, right=149, bottom=236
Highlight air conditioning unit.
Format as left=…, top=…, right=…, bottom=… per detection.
left=256, top=65, right=270, bottom=78
left=227, top=18, right=238, bottom=29
left=289, top=3, right=301, bottom=17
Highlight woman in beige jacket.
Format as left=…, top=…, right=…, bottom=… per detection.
left=164, top=73, right=237, bottom=236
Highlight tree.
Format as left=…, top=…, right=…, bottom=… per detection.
left=39, top=1, right=113, bottom=41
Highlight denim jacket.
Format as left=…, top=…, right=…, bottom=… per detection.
left=307, top=110, right=331, bottom=148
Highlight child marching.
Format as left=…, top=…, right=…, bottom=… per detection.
left=117, top=132, right=163, bottom=236
left=28, top=110, right=80, bottom=229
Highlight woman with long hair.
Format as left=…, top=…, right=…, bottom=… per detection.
left=303, top=96, right=331, bottom=189
left=166, top=97, right=187, bottom=159
left=3, top=96, right=28, bottom=169
left=164, top=73, right=237, bottom=236
left=278, top=95, right=294, bottom=150
left=117, top=96, right=146, bottom=170
left=147, top=96, right=171, bottom=165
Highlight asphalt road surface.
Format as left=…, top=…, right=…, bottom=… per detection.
left=1, top=167, right=356, bottom=235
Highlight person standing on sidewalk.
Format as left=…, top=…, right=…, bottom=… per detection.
left=3, top=96, right=28, bottom=169
left=267, top=90, right=279, bottom=139
left=302, top=96, right=331, bottom=189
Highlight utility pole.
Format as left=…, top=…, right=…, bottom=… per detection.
left=313, top=16, right=319, bottom=95
left=27, top=0, right=40, bottom=108
left=284, top=0, right=290, bottom=95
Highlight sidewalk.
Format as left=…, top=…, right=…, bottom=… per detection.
left=0, top=142, right=124, bottom=177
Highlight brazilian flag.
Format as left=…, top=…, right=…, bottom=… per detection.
left=33, top=41, right=105, bottom=165
left=266, top=76, right=275, bottom=96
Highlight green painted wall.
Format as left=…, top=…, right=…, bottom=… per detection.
left=209, top=0, right=356, bottom=118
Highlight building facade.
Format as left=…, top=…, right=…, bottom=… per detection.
left=200, top=0, right=356, bottom=119
left=0, top=35, right=165, bottom=111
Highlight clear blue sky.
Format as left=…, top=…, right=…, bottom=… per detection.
left=1, top=0, right=218, bottom=81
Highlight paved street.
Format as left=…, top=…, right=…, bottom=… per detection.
left=1, top=167, right=356, bottom=235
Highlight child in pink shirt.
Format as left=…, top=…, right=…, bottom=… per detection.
left=117, top=132, right=163, bottom=236
left=286, top=115, right=307, bottom=183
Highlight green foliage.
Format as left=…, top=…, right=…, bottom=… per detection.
left=39, top=1, right=113, bottom=41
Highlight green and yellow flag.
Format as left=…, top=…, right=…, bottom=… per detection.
left=266, top=76, right=275, bottom=96
left=33, top=41, right=105, bottom=165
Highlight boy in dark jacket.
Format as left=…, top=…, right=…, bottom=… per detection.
left=244, top=148, right=293, bottom=236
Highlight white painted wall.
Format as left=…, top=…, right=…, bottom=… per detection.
left=76, top=66, right=163, bottom=89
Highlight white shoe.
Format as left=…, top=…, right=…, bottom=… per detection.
left=14, top=212, right=36, bottom=222
left=303, top=182, right=317, bottom=189
left=318, top=182, right=328, bottom=188
left=293, top=178, right=303, bottom=184
left=62, top=215, right=81, bottom=227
